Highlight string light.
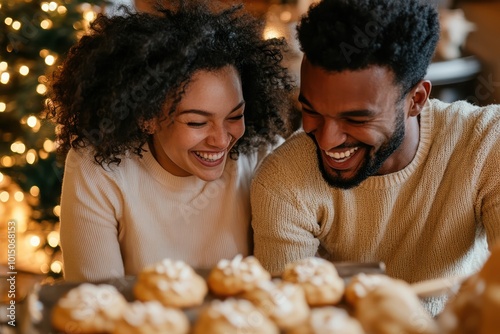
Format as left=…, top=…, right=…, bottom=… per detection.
left=1, top=72, right=10, bottom=84
left=19, top=65, right=29, bottom=75
left=14, top=191, right=24, bottom=202
left=26, top=149, right=37, bottom=164
left=11, top=21, right=21, bottom=30
left=0, top=102, right=6, bottom=112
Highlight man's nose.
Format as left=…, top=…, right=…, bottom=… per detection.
left=315, top=118, right=347, bottom=150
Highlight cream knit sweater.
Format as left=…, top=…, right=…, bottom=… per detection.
left=251, top=99, right=500, bottom=315
left=60, top=143, right=269, bottom=282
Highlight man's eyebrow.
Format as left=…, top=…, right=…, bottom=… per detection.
left=298, top=94, right=375, bottom=117
left=177, top=100, right=245, bottom=117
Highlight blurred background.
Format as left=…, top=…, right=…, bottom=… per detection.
left=0, top=0, right=498, bottom=303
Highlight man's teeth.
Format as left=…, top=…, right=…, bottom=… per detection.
left=195, top=151, right=225, bottom=162
left=325, top=147, right=359, bottom=160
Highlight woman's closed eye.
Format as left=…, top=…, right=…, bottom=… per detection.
left=228, top=114, right=244, bottom=121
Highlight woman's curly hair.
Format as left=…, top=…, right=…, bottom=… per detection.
left=46, top=0, right=295, bottom=166
left=297, top=0, right=440, bottom=96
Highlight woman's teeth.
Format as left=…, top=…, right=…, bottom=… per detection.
left=325, top=147, right=359, bottom=161
left=195, top=151, right=225, bottom=162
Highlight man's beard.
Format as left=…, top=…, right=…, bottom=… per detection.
left=311, top=107, right=406, bottom=189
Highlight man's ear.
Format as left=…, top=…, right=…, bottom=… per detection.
left=408, top=80, right=432, bottom=117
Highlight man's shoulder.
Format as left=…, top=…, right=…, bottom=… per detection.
left=253, top=130, right=318, bottom=178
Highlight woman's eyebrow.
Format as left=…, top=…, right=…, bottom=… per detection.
left=177, top=100, right=245, bottom=116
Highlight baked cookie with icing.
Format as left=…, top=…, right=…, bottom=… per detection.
left=207, top=254, right=271, bottom=297
left=192, top=298, right=279, bottom=334
left=241, top=279, right=310, bottom=330
left=287, top=306, right=364, bottom=334
left=112, top=300, right=189, bottom=334
left=133, top=258, right=207, bottom=308
left=282, top=257, right=344, bottom=306
left=51, top=283, right=127, bottom=334
left=344, top=273, right=394, bottom=306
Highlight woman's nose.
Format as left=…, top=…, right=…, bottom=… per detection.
left=207, top=124, right=231, bottom=148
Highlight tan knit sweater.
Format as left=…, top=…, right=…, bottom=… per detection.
left=251, top=99, right=500, bottom=315
left=60, top=143, right=271, bottom=282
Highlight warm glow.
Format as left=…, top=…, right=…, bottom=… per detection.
left=30, top=235, right=41, bottom=247
left=51, top=261, right=63, bottom=273
left=26, top=149, right=37, bottom=164
left=0, top=191, right=9, bottom=202
left=39, top=49, right=49, bottom=58
left=263, top=26, right=282, bottom=40
left=40, top=19, right=53, bottom=29
left=0, top=172, right=3, bottom=183
left=30, top=186, right=40, bottom=197
left=41, top=263, right=50, bottom=274
left=4, top=17, right=13, bottom=25
left=48, top=231, right=60, bottom=247
left=0, top=102, right=6, bottom=112
left=12, top=21, right=21, bottom=30
left=43, top=139, right=56, bottom=152
left=0, top=61, right=7, bottom=71
left=39, top=149, right=49, bottom=159
left=1, top=156, right=14, bottom=167
left=57, top=6, right=67, bottom=14
left=53, top=205, right=61, bottom=217
left=45, top=55, right=55, bottom=66
left=1, top=72, right=10, bottom=84
left=19, top=65, right=29, bottom=75
left=27, top=115, right=38, bottom=128
left=14, top=191, right=24, bottom=202
left=280, top=10, right=292, bottom=22
left=84, top=10, right=97, bottom=22
left=41, top=2, right=50, bottom=11
left=36, top=84, right=47, bottom=95
left=48, top=1, right=57, bottom=11
left=11, top=141, right=26, bottom=154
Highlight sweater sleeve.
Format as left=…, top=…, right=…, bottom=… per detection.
left=476, top=106, right=500, bottom=247
left=60, top=149, right=124, bottom=282
left=250, top=133, right=322, bottom=275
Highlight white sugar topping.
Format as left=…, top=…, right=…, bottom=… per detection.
left=311, top=307, right=350, bottom=330
left=216, top=254, right=267, bottom=282
left=148, top=259, right=196, bottom=294
left=287, top=258, right=339, bottom=286
left=58, top=284, right=123, bottom=320
left=122, top=301, right=182, bottom=327
left=207, top=299, right=263, bottom=328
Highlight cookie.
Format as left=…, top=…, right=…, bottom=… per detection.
left=112, top=300, right=189, bottom=334
left=344, top=273, right=394, bottom=306
left=355, top=279, right=439, bottom=334
left=133, top=258, right=207, bottom=308
left=207, top=254, right=271, bottom=297
left=286, top=306, right=364, bottom=334
left=192, top=298, right=279, bottom=334
left=51, top=283, right=127, bottom=334
left=241, top=279, right=310, bottom=330
left=282, top=257, right=344, bottom=306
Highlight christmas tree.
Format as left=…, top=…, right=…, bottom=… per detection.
left=0, top=0, right=109, bottom=278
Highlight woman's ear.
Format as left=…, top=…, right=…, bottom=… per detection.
left=408, top=80, right=432, bottom=117
left=140, top=118, right=159, bottom=134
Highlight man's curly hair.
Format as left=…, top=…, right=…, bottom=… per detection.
left=297, top=0, right=440, bottom=95
left=46, top=0, right=294, bottom=166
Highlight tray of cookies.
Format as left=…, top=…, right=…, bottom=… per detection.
left=25, top=256, right=393, bottom=334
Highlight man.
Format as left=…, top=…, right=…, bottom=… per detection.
left=251, top=0, right=500, bottom=315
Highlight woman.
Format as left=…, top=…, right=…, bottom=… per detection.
left=46, top=0, right=294, bottom=281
